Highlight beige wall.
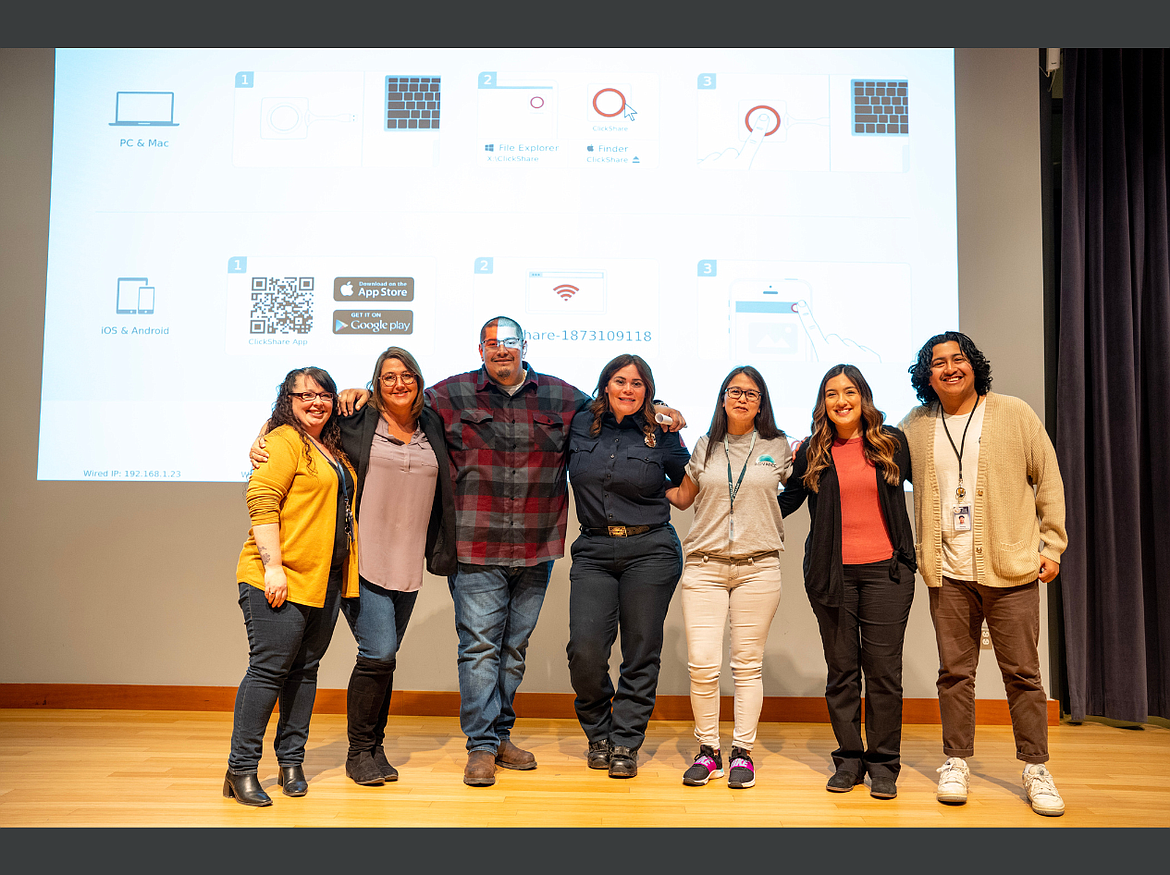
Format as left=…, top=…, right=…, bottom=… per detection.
left=0, top=48, right=1046, bottom=700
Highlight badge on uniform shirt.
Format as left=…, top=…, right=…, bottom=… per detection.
left=953, top=505, right=972, bottom=532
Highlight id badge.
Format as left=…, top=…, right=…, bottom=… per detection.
left=953, top=505, right=972, bottom=532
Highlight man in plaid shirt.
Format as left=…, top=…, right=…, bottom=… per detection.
left=427, top=316, right=590, bottom=786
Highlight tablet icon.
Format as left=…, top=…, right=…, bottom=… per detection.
left=116, top=277, right=156, bottom=314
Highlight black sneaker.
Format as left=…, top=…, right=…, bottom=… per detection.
left=608, top=745, right=637, bottom=778
left=587, top=739, right=611, bottom=770
left=727, top=747, right=755, bottom=789
left=827, top=767, right=864, bottom=792
left=682, top=745, right=724, bottom=786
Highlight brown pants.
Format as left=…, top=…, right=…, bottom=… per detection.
left=928, top=578, right=1049, bottom=764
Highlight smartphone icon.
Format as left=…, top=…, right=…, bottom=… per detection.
left=138, top=285, right=155, bottom=314
left=116, top=277, right=148, bottom=314
left=730, top=278, right=811, bottom=361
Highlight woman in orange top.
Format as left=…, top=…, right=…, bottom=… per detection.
left=779, top=364, right=915, bottom=800
left=225, top=367, right=359, bottom=807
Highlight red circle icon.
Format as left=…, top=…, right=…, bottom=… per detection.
left=593, top=88, right=626, bottom=118
left=530, top=96, right=544, bottom=109
left=744, top=105, right=781, bottom=136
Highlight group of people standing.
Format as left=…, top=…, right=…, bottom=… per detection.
left=224, top=317, right=1068, bottom=819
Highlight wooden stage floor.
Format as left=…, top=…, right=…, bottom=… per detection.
left=1, top=710, right=1167, bottom=828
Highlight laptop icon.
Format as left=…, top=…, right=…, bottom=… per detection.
left=109, top=92, right=179, bottom=127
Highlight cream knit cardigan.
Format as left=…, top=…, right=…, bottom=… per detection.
left=900, top=392, right=1067, bottom=589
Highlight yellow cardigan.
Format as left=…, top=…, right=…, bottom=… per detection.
left=900, top=393, right=1067, bottom=589
left=236, top=425, right=360, bottom=607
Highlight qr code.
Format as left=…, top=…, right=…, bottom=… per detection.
left=250, top=277, right=314, bottom=334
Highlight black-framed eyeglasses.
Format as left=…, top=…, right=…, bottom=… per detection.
left=288, top=391, right=335, bottom=403
left=380, top=373, right=417, bottom=386
left=725, top=387, right=761, bottom=402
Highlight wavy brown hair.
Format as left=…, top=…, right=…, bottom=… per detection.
left=803, top=364, right=899, bottom=491
left=588, top=354, right=658, bottom=444
left=267, top=367, right=348, bottom=473
left=367, top=346, right=426, bottom=423
left=704, top=366, right=785, bottom=461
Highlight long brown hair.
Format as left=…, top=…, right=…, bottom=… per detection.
left=367, top=346, right=426, bottom=423
left=588, top=354, right=658, bottom=444
left=267, top=367, right=348, bottom=472
left=704, top=366, right=785, bottom=461
left=802, top=364, right=899, bottom=491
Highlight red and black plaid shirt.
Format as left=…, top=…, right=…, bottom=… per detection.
left=425, top=365, right=591, bottom=567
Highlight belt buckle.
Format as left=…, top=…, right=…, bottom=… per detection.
left=608, top=525, right=628, bottom=537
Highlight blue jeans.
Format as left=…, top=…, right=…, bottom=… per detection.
left=566, top=526, right=682, bottom=750
left=448, top=562, right=553, bottom=752
left=340, top=577, right=418, bottom=664
left=229, top=580, right=342, bottom=772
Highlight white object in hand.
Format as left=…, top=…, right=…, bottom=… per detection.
left=655, top=412, right=673, bottom=425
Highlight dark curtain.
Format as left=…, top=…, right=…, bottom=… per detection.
left=1057, top=49, right=1169, bottom=722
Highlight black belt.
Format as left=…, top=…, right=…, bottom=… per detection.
left=581, top=523, right=664, bottom=538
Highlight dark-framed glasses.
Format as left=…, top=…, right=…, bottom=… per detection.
left=288, top=391, right=335, bottom=403
left=725, top=387, right=761, bottom=402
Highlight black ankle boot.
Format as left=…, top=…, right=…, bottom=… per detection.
left=277, top=764, right=308, bottom=796
left=223, top=769, right=272, bottom=806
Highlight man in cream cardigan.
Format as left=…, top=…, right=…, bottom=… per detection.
left=900, top=331, right=1068, bottom=817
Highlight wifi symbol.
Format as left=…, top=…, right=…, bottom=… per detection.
left=554, top=284, right=579, bottom=301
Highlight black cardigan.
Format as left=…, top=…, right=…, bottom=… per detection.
left=336, top=404, right=457, bottom=577
left=778, top=426, right=916, bottom=608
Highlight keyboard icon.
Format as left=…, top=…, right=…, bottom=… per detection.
left=385, top=76, right=441, bottom=131
left=851, top=79, right=909, bottom=136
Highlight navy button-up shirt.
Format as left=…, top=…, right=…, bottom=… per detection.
left=567, top=411, right=689, bottom=529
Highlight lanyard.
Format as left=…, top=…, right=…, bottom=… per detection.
left=313, top=438, right=355, bottom=545
left=939, top=400, right=979, bottom=503
left=724, top=429, right=756, bottom=541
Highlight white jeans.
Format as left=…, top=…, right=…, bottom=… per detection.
left=680, top=552, right=782, bottom=751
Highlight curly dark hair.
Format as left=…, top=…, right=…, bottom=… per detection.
left=267, top=367, right=348, bottom=472
left=909, top=331, right=993, bottom=406
left=803, top=364, right=900, bottom=492
left=587, top=354, right=658, bottom=443
left=704, top=366, right=786, bottom=461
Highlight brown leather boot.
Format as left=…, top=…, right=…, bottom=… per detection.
left=464, top=750, right=497, bottom=786
left=495, top=738, right=537, bottom=770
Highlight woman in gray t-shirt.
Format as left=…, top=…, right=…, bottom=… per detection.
left=666, top=366, right=792, bottom=790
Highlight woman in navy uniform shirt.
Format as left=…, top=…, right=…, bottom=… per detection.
left=565, top=354, right=689, bottom=779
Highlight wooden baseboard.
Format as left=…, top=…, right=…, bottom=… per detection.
left=0, top=684, right=1059, bottom=725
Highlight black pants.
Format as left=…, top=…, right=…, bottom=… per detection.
left=566, top=526, right=682, bottom=750
left=809, top=559, right=914, bottom=780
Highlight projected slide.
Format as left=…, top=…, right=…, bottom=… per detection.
left=477, top=70, right=659, bottom=167
left=39, top=48, right=957, bottom=481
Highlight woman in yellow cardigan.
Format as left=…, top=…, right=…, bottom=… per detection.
left=224, top=367, right=360, bottom=807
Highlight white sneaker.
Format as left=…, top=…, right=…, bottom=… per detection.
left=1023, top=764, right=1065, bottom=816
left=936, top=757, right=970, bottom=804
